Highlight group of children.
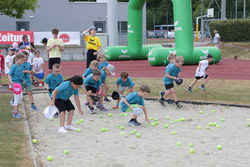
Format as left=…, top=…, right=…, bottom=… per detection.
left=5, top=42, right=214, bottom=133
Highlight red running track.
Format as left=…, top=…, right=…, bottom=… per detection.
left=41, top=59, right=250, bottom=80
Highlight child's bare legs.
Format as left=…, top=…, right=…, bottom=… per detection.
left=59, top=111, right=66, bottom=127
left=189, top=78, right=198, bottom=88
left=103, top=84, right=108, bottom=97
left=87, top=90, right=94, bottom=107
left=169, top=88, right=182, bottom=108
left=202, top=77, right=209, bottom=86
left=67, top=110, right=74, bottom=126
left=28, top=91, right=34, bottom=103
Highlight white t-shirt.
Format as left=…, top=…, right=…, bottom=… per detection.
left=5, top=55, right=15, bottom=74
left=28, top=52, right=34, bottom=64
left=213, top=33, right=220, bottom=44
left=195, top=60, right=209, bottom=77
left=32, top=57, right=44, bottom=73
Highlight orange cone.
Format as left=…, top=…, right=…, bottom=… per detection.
left=8, top=82, right=12, bottom=91
left=39, top=81, right=43, bottom=88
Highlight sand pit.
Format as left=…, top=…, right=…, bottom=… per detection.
left=24, top=93, right=250, bottom=167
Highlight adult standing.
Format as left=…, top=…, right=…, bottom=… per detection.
left=47, top=29, right=64, bottom=73
left=19, top=34, right=36, bottom=52
left=213, top=30, right=220, bottom=48
left=82, top=26, right=102, bottom=68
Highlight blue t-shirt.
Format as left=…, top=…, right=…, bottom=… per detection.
left=9, top=64, right=24, bottom=84
left=44, top=73, right=64, bottom=90
left=100, top=70, right=107, bottom=83
left=20, top=62, right=32, bottom=85
left=163, top=63, right=181, bottom=84
left=98, top=61, right=109, bottom=70
left=83, top=68, right=93, bottom=78
left=84, top=74, right=102, bottom=89
left=55, top=81, right=79, bottom=100
left=121, top=92, right=144, bottom=112
left=116, top=76, right=134, bottom=87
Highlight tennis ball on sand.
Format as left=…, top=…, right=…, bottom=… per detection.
left=247, top=123, right=250, bottom=127
left=217, top=145, right=222, bottom=150
left=212, top=110, right=216, bottom=113
left=133, top=129, right=137, bottom=133
left=149, top=117, right=154, bottom=120
left=121, top=113, right=124, bottom=116
left=116, top=124, right=120, bottom=127
left=32, top=139, right=38, bottom=144
left=80, top=119, right=84, bottom=122
left=220, top=118, right=224, bottom=122
left=200, top=111, right=203, bottom=114
left=164, top=124, right=168, bottom=128
left=120, top=131, right=125, bottom=135
left=179, top=118, right=185, bottom=122
left=165, top=116, right=170, bottom=120
left=120, top=126, right=125, bottom=130
left=76, top=121, right=80, bottom=125
left=190, top=149, right=195, bottom=154
left=154, top=118, right=158, bottom=122
left=176, top=142, right=181, bottom=146
left=101, top=128, right=105, bottom=132
left=77, top=129, right=81, bottom=132
left=197, top=126, right=201, bottom=129
left=58, top=121, right=60, bottom=125
left=108, top=113, right=112, bottom=117
left=205, top=126, right=210, bottom=130
left=124, top=114, right=128, bottom=117
left=155, top=121, right=159, bottom=125
left=64, top=150, right=69, bottom=155
left=169, top=121, right=173, bottom=124
left=47, top=156, right=53, bottom=161
left=216, top=124, right=220, bottom=128
left=213, top=122, right=217, bottom=126
left=99, top=114, right=103, bottom=118
left=50, top=118, right=54, bottom=121
left=145, top=122, right=149, bottom=125
left=188, top=143, right=193, bottom=147
left=129, top=131, right=134, bottom=135
left=172, top=131, right=176, bottom=135
left=104, top=128, right=108, bottom=132
left=209, top=122, right=213, bottom=126
left=136, top=133, right=141, bottom=138
left=151, top=123, right=156, bottom=127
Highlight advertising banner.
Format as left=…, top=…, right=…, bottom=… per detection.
left=34, top=32, right=81, bottom=45
left=0, top=31, right=33, bottom=44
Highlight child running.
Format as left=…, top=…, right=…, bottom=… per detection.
left=97, top=64, right=116, bottom=110
left=121, top=85, right=150, bottom=126
left=186, top=54, right=213, bottom=93
left=32, top=51, right=45, bottom=87
left=97, top=52, right=109, bottom=70
left=82, top=69, right=102, bottom=114
left=20, top=51, right=38, bottom=111
left=9, top=53, right=25, bottom=118
left=159, top=53, right=176, bottom=104
left=51, top=75, right=83, bottom=133
left=82, top=60, right=99, bottom=79
left=5, top=48, right=15, bottom=91
left=112, top=71, right=134, bottom=109
left=159, top=56, right=184, bottom=108
left=0, top=50, right=4, bottom=87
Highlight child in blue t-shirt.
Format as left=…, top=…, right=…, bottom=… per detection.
left=82, top=60, right=99, bottom=79
left=159, top=53, right=176, bottom=105
left=9, top=53, right=25, bottom=119
left=121, top=85, right=150, bottom=126
left=161, top=56, right=184, bottom=108
left=97, top=52, right=109, bottom=70
left=82, top=69, right=102, bottom=114
left=21, top=51, right=38, bottom=111
left=112, top=71, right=134, bottom=109
left=51, top=75, right=83, bottom=134
left=44, top=63, right=64, bottom=97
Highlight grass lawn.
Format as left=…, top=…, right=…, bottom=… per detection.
left=0, top=94, right=33, bottom=167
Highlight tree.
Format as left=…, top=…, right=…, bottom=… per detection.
left=0, top=0, right=39, bottom=19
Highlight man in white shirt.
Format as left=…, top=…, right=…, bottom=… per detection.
left=186, top=54, right=213, bottom=93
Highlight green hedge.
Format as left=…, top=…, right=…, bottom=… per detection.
left=210, top=19, right=250, bottom=42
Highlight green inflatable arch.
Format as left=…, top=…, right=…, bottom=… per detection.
left=104, top=0, right=221, bottom=66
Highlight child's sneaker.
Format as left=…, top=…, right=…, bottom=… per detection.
left=10, top=99, right=14, bottom=106
left=96, top=103, right=101, bottom=109
left=65, top=125, right=77, bottom=131
left=186, top=87, right=192, bottom=93
left=100, top=105, right=108, bottom=111
left=58, top=127, right=68, bottom=133
left=200, top=85, right=206, bottom=91
left=176, top=102, right=183, bottom=108
left=88, top=106, right=95, bottom=114
left=128, top=120, right=141, bottom=126
left=159, top=91, right=165, bottom=99
left=85, top=102, right=89, bottom=106
left=30, top=104, right=38, bottom=111
left=54, top=112, right=59, bottom=118
left=13, top=112, right=23, bottom=119
left=104, top=96, right=111, bottom=102
left=166, top=99, right=173, bottom=104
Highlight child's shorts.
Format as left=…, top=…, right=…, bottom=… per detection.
left=120, top=86, right=132, bottom=91
left=195, top=74, right=208, bottom=80
left=13, top=92, right=23, bottom=106
left=22, top=84, right=32, bottom=92
left=86, top=86, right=96, bottom=93
left=165, top=83, right=174, bottom=90
left=55, top=98, right=75, bottom=113
left=34, top=72, right=45, bottom=79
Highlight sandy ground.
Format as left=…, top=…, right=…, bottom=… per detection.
left=24, top=93, right=250, bottom=167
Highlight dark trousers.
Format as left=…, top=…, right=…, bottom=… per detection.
left=86, top=49, right=97, bottom=68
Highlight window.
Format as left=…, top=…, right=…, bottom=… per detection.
left=94, top=21, right=106, bottom=33
left=118, top=21, right=127, bottom=34
left=16, top=21, right=30, bottom=31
